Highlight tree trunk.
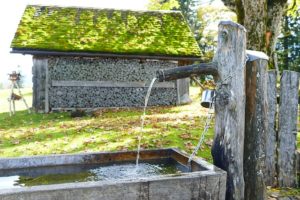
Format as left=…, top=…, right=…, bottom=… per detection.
left=222, top=0, right=288, bottom=68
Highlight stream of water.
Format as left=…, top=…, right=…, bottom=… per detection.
left=136, top=77, right=157, bottom=167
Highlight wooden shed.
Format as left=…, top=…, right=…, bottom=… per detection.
left=11, top=5, right=201, bottom=112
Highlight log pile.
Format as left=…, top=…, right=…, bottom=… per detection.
left=45, top=57, right=178, bottom=109
left=49, top=57, right=176, bottom=82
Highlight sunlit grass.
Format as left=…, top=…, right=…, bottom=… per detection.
left=0, top=87, right=215, bottom=162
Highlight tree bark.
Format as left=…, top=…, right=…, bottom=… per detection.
left=221, top=0, right=288, bottom=68
left=212, top=21, right=246, bottom=200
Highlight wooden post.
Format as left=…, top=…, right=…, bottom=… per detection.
left=45, top=60, right=49, bottom=113
left=212, top=21, right=246, bottom=200
left=265, top=70, right=277, bottom=186
left=244, top=53, right=268, bottom=200
left=278, top=70, right=299, bottom=187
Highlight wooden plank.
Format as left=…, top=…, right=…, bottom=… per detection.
left=32, top=57, right=47, bottom=112
left=278, top=70, right=299, bottom=187
left=205, top=175, right=221, bottom=200
left=51, top=80, right=175, bottom=88
left=176, top=78, right=191, bottom=104
left=211, top=21, right=247, bottom=200
left=45, top=60, right=49, bottom=113
left=244, top=57, right=268, bottom=200
left=176, top=60, right=192, bottom=105
left=218, top=172, right=227, bottom=200
left=265, top=70, right=277, bottom=186
left=11, top=49, right=202, bottom=61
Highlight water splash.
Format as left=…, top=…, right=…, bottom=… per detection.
left=136, top=78, right=157, bottom=167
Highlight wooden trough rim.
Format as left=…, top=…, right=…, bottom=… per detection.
left=0, top=148, right=226, bottom=197
left=0, top=148, right=222, bottom=173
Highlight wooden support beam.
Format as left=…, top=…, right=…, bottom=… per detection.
left=265, top=70, right=277, bottom=187
left=51, top=80, right=175, bottom=88
left=32, top=58, right=47, bottom=112
left=45, top=60, right=49, bottom=113
left=278, top=70, right=299, bottom=187
left=11, top=49, right=202, bottom=62
left=211, top=21, right=246, bottom=200
left=244, top=55, right=268, bottom=200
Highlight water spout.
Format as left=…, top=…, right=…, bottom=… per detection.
left=156, top=62, right=218, bottom=82
left=136, top=78, right=157, bottom=167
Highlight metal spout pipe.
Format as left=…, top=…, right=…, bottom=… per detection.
left=156, top=62, right=218, bottom=82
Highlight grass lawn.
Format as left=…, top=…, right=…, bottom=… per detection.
left=0, top=87, right=299, bottom=159
left=0, top=87, right=215, bottom=162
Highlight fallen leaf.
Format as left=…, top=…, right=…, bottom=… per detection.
left=205, top=139, right=213, bottom=147
left=141, top=143, right=149, bottom=149
left=13, top=140, right=20, bottom=145
left=155, top=140, right=163, bottom=148
left=83, top=138, right=96, bottom=144
left=180, top=133, right=192, bottom=139
left=184, top=141, right=194, bottom=150
left=117, top=146, right=129, bottom=151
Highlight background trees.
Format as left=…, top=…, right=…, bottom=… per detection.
left=276, top=1, right=300, bottom=72
left=148, top=0, right=299, bottom=71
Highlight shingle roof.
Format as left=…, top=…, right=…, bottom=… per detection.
left=11, top=5, right=201, bottom=59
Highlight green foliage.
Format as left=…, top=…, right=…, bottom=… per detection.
left=276, top=2, right=300, bottom=72
left=197, top=4, right=236, bottom=61
left=11, top=5, right=200, bottom=57
left=148, top=0, right=179, bottom=10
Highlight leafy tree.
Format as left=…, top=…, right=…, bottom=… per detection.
left=276, top=1, right=300, bottom=72
left=197, top=3, right=236, bottom=61
left=222, top=0, right=293, bottom=68
left=177, top=0, right=201, bottom=42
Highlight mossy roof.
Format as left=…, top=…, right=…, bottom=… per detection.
left=11, top=5, right=201, bottom=59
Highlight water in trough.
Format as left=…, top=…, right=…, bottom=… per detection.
left=0, top=158, right=189, bottom=189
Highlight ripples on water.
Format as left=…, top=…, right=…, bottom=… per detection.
left=0, top=158, right=188, bottom=189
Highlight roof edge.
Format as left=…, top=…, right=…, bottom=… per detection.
left=27, top=4, right=182, bottom=14
left=11, top=49, right=201, bottom=61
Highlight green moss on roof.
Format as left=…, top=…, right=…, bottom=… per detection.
left=11, top=5, right=201, bottom=57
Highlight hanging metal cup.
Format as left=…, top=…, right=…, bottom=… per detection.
left=201, top=89, right=215, bottom=108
